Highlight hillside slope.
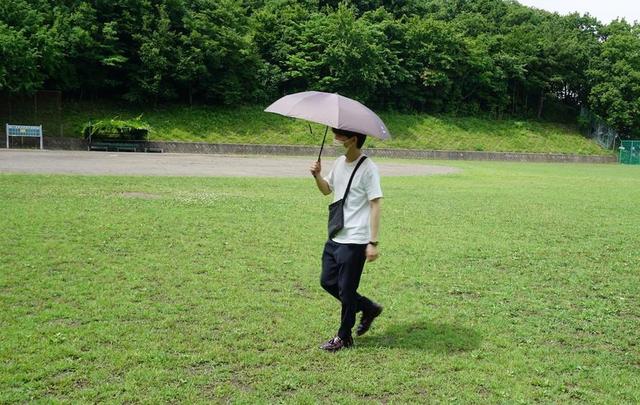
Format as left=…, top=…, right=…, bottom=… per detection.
left=64, top=102, right=610, bottom=156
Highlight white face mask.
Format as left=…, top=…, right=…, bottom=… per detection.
left=333, top=138, right=348, bottom=148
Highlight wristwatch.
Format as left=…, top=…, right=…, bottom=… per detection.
left=368, top=241, right=379, bottom=246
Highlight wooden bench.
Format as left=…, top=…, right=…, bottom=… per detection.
left=89, top=142, right=138, bottom=152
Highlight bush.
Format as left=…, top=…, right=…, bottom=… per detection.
left=82, top=116, right=150, bottom=141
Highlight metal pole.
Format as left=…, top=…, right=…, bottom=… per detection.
left=5, top=124, right=8, bottom=149
left=40, top=125, right=43, bottom=150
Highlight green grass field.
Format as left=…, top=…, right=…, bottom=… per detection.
left=63, top=102, right=610, bottom=156
left=1, top=161, right=638, bottom=403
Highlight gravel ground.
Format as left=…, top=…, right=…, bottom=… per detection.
left=0, top=149, right=462, bottom=177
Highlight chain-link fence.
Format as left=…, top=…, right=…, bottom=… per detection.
left=0, top=91, right=62, bottom=148
left=619, top=140, right=640, bottom=165
left=580, top=107, right=619, bottom=150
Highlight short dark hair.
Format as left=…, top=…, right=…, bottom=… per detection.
left=331, top=128, right=367, bottom=148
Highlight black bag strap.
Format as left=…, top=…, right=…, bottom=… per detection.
left=342, top=155, right=368, bottom=202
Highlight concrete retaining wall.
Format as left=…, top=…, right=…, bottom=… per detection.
left=2, top=137, right=618, bottom=164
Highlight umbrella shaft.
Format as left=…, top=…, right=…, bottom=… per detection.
left=318, top=126, right=328, bottom=162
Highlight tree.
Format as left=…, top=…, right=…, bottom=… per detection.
left=400, top=16, right=470, bottom=111
left=130, top=3, right=179, bottom=103
left=178, top=0, right=266, bottom=105
left=315, top=4, right=401, bottom=104
left=588, top=20, right=640, bottom=137
left=0, top=22, right=42, bottom=94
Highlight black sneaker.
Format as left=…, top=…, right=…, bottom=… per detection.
left=356, top=304, right=383, bottom=336
left=320, top=336, right=353, bottom=352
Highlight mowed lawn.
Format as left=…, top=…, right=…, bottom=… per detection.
left=1, top=161, right=639, bottom=403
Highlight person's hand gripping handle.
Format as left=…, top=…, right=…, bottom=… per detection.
left=310, top=160, right=321, bottom=178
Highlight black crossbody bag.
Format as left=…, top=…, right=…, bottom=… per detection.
left=328, top=156, right=368, bottom=239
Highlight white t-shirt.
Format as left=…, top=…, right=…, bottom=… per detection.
left=324, top=155, right=383, bottom=244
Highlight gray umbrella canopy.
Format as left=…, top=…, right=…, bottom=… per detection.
left=264, top=91, right=391, bottom=140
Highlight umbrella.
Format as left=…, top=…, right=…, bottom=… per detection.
left=264, top=91, right=391, bottom=161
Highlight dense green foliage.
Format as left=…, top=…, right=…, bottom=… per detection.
left=587, top=21, right=640, bottom=137
left=1, top=0, right=639, bottom=136
left=1, top=163, right=639, bottom=402
left=82, top=116, right=150, bottom=141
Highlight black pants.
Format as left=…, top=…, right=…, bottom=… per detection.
left=320, top=240, right=376, bottom=340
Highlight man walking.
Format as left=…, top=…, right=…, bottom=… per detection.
left=309, top=127, right=384, bottom=352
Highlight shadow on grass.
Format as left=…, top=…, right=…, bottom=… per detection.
left=358, top=320, right=481, bottom=353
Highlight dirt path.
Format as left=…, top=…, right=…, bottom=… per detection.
left=0, top=150, right=462, bottom=177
